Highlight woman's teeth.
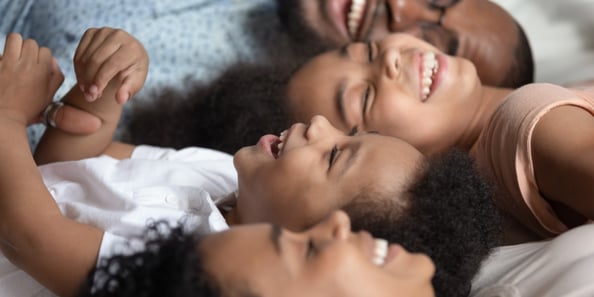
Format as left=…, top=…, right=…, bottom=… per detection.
left=421, top=52, right=439, bottom=101
left=373, top=238, right=388, bottom=266
left=348, top=0, right=366, bottom=38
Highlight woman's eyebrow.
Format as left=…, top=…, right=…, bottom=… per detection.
left=270, top=224, right=282, bottom=255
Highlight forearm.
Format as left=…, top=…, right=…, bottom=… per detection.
left=0, top=118, right=102, bottom=297
left=34, top=81, right=123, bottom=164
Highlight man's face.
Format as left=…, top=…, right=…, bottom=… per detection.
left=279, top=0, right=519, bottom=87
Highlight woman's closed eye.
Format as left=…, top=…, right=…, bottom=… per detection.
left=306, top=239, right=316, bottom=258
left=366, top=41, right=375, bottom=63
left=329, top=145, right=339, bottom=168
left=362, top=84, right=372, bottom=122
left=349, top=126, right=359, bottom=136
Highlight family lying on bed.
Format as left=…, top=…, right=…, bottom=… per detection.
left=1, top=24, right=593, bottom=297
left=0, top=29, right=498, bottom=297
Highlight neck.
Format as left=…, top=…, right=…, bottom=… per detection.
left=219, top=193, right=241, bottom=226
left=460, top=86, right=513, bottom=150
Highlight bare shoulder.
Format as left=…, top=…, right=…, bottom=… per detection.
left=532, top=105, right=594, bottom=221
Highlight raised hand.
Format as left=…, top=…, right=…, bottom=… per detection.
left=74, top=27, right=149, bottom=104
left=0, top=33, right=63, bottom=125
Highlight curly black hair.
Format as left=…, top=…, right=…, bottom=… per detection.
left=123, top=63, right=296, bottom=155
left=77, top=221, right=224, bottom=297
left=344, top=149, right=502, bottom=297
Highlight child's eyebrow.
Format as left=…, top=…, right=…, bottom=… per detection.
left=339, top=143, right=362, bottom=178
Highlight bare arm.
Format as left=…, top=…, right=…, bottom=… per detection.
left=34, top=28, right=148, bottom=164
left=0, top=33, right=103, bottom=297
left=532, top=105, right=594, bottom=224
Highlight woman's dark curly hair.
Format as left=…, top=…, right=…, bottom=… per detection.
left=124, top=63, right=298, bottom=155
left=344, top=149, right=502, bottom=297
left=78, top=221, right=223, bottom=297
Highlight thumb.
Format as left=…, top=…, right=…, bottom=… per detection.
left=53, top=104, right=102, bottom=135
left=116, top=73, right=144, bottom=104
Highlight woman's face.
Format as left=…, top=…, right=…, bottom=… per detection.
left=233, top=115, right=423, bottom=230
left=201, top=210, right=435, bottom=297
left=288, top=33, right=482, bottom=155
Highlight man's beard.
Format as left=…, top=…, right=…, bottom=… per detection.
left=276, top=0, right=334, bottom=56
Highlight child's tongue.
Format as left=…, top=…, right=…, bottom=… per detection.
left=257, top=134, right=281, bottom=158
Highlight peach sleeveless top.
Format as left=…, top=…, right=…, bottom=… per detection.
left=473, top=83, right=594, bottom=237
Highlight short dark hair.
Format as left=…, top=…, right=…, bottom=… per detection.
left=78, top=221, right=223, bottom=297
left=344, top=150, right=502, bottom=297
left=500, top=21, right=534, bottom=88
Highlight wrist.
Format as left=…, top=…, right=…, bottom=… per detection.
left=0, top=110, right=29, bottom=127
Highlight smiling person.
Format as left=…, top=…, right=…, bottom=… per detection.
left=82, top=211, right=436, bottom=297
left=0, top=30, right=500, bottom=297
left=277, top=0, right=534, bottom=88
left=287, top=32, right=594, bottom=244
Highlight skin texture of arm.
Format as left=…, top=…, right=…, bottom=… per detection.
left=0, top=33, right=104, bottom=297
left=532, top=105, right=594, bottom=225
left=0, top=121, right=103, bottom=297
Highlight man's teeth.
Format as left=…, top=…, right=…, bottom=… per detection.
left=373, top=239, right=388, bottom=266
left=348, top=0, right=366, bottom=38
left=421, top=52, right=439, bottom=100
left=276, top=130, right=287, bottom=157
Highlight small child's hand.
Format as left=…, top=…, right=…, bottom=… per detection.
left=0, top=33, right=63, bottom=125
left=74, top=27, right=148, bottom=104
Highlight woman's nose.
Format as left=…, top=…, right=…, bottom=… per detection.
left=381, top=48, right=400, bottom=80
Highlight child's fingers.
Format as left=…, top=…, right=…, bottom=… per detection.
left=21, top=38, right=40, bottom=64
left=3, top=33, right=23, bottom=61
left=115, top=61, right=146, bottom=104
left=84, top=44, right=126, bottom=96
left=73, top=28, right=98, bottom=64
left=75, top=29, right=120, bottom=98
left=38, top=46, right=52, bottom=64
left=116, top=82, right=132, bottom=105
left=49, top=57, right=65, bottom=91
left=77, top=29, right=117, bottom=66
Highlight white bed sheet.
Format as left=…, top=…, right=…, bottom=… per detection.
left=493, top=0, right=594, bottom=85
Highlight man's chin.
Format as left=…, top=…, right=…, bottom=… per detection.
left=276, top=0, right=343, bottom=52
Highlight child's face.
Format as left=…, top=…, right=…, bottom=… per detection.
left=233, top=115, right=423, bottom=230
left=201, top=210, right=435, bottom=297
left=288, top=33, right=482, bottom=155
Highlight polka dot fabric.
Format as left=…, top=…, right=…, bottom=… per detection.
left=0, top=0, right=289, bottom=149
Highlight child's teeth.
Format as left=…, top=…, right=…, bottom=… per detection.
left=373, top=239, right=388, bottom=266
left=421, top=51, right=439, bottom=100
left=277, top=142, right=284, bottom=156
